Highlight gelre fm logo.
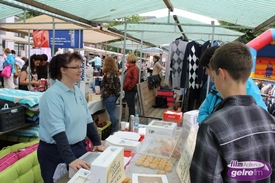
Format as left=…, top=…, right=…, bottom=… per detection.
left=227, top=160, right=272, bottom=181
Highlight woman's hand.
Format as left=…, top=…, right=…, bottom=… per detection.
left=69, top=159, right=91, bottom=172
left=92, top=145, right=106, bottom=152
left=31, top=80, right=40, bottom=86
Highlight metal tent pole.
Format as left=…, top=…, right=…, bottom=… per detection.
left=51, top=18, right=55, bottom=57
left=118, top=22, right=127, bottom=127
left=206, top=21, right=215, bottom=96
left=27, top=29, right=31, bottom=90
left=139, top=31, right=144, bottom=84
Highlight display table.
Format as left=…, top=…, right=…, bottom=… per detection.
left=87, top=93, right=104, bottom=114
left=56, top=123, right=194, bottom=183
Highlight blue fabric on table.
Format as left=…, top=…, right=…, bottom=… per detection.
left=0, top=88, right=43, bottom=107
left=8, top=125, right=39, bottom=137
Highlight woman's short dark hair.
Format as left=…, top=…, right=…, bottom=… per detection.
left=49, top=52, right=82, bottom=80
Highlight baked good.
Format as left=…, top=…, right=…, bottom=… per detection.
left=122, top=177, right=131, bottom=183
left=149, top=163, right=157, bottom=169
left=165, top=165, right=173, bottom=172
left=135, top=159, right=143, bottom=166
left=143, top=161, right=150, bottom=167
left=158, top=164, right=165, bottom=170
left=157, top=170, right=166, bottom=175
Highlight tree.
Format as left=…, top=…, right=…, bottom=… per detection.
left=18, top=11, right=42, bottom=21
left=103, top=15, right=146, bottom=28
left=219, top=20, right=275, bottom=43
left=103, top=15, right=146, bottom=55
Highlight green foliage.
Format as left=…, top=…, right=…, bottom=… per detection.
left=104, top=15, right=146, bottom=28
left=18, top=11, right=42, bottom=21
left=218, top=20, right=275, bottom=43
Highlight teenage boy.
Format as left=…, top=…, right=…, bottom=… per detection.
left=198, top=46, right=267, bottom=123
left=190, top=42, right=275, bottom=182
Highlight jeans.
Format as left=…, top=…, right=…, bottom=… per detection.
left=125, top=90, right=137, bottom=117
left=103, top=96, right=117, bottom=133
left=94, top=65, right=102, bottom=76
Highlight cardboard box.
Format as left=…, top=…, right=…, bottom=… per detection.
left=146, top=120, right=177, bottom=139
left=68, top=168, right=91, bottom=183
left=163, top=110, right=183, bottom=125
left=132, top=174, right=169, bottom=183
left=183, top=110, right=199, bottom=126
left=90, top=146, right=126, bottom=183
left=69, top=151, right=101, bottom=178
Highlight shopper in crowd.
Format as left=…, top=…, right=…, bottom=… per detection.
left=198, top=46, right=267, bottom=123
left=89, top=53, right=102, bottom=75
left=152, top=55, right=165, bottom=94
left=190, top=42, right=275, bottom=182
left=101, top=56, right=121, bottom=133
left=0, top=52, right=5, bottom=87
left=3, top=48, right=15, bottom=88
left=123, top=54, right=139, bottom=117
left=38, top=52, right=105, bottom=183
left=18, top=54, right=41, bottom=91
left=152, top=55, right=164, bottom=76
left=37, top=53, right=49, bottom=79
left=21, top=56, right=28, bottom=62
left=117, top=56, right=123, bottom=71
left=11, top=50, right=25, bottom=69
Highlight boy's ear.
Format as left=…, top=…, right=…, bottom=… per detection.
left=218, top=68, right=226, bottom=81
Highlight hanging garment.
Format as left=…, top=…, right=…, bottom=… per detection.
left=181, top=41, right=202, bottom=110
left=164, top=39, right=188, bottom=88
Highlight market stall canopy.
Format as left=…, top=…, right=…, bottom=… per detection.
left=172, top=0, right=275, bottom=30
left=110, top=16, right=244, bottom=45
left=1, top=0, right=275, bottom=46
left=84, top=46, right=119, bottom=56
left=1, top=34, right=32, bottom=44
left=0, top=15, right=121, bottom=44
left=0, top=3, right=23, bottom=20
left=137, top=47, right=164, bottom=54
left=107, top=40, right=149, bottom=51
left=8, top=0, right=275, bottom=29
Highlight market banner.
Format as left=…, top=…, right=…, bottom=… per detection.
left=33, top=30, right=83, bottom=48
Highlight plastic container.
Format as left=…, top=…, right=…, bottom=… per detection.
left=0, top=100, right=26, bottom=132
left=134, top=114, right=139, bottom=133
left=97, top=121, right=111, bottom=140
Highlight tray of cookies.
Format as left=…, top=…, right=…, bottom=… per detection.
left=133, top=128, right=183, bottom=160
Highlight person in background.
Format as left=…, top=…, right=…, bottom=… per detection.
left=18, top=54, right=42, bottom=91
left=198, top=46, right=267, bottom=123
left=38, top=52, right=105, bottom=183
left=152, top=55, right=164, bottom=76
left=3, top=48, right=15, bottom=89
left=11, top=50, right=25, bottom=69
left=117, top=56, right=123, bottom=71
left=0, top=52, right=5, bottom=87
left=11, top=50, right=25, bottom=87
left=101, top=56, right=121, bottom=133
left=123, top=54, right=139, bottom=117
left=21, top=56, right=28, bottom=62
left=190, top=41, right=275, bottom=183
left=89, top=53, right=102, bottom=76
left=37, top=53, right=49, bottom=79
left=152, top=55, right=165, bottom=94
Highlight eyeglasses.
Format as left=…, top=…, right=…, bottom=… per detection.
left=63, top=66, right=84, bottom=70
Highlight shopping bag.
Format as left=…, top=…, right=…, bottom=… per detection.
left=147, top=74, right=161, bottom=90
left=1, top=65, right=12, bottom=78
